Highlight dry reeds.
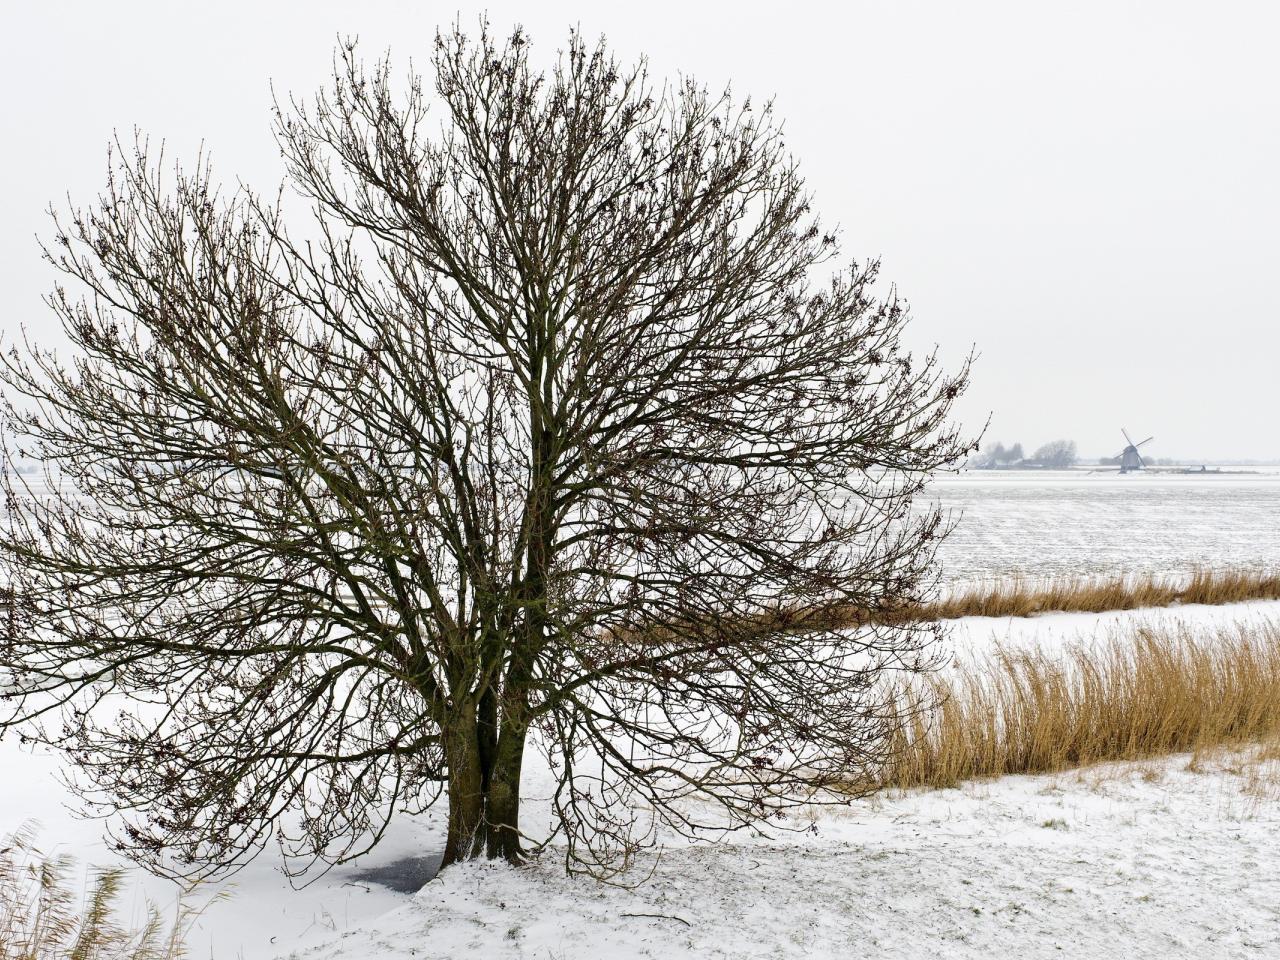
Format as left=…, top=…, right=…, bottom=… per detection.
left=910, top=568, right=1280, bottom=623
left=741, top=569, right=1280, bottom=642
left=880, top=619, right=1280, bottom=790
left=0, top=824, right=197, bottom=960
left=626, top=569, right=1280, bottom=653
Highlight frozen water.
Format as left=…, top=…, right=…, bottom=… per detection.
left=13, top=469, right=1278, bottom=587
left=349, top=854, right=444, bottom=893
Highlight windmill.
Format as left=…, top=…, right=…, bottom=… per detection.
left=1113, top=428, right=1153, bottom=474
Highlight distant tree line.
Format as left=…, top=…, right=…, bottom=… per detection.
left=971, top=439, right=1077, bottom=469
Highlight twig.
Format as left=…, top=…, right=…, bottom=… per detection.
left=622, top=912, right=692, bottom=927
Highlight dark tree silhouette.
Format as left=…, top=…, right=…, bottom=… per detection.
left=0, top=25, right=971, bottom=879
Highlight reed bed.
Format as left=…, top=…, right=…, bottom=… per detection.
left=880, top=619, right=1280, bottom=791
left=0, top=824, right=195, bottom=960
left=908, top=567, right=1280, bottom=623
left=628, top=568, right=1280, bottom=657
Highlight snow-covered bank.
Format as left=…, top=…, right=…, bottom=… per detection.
left=945, top=598, right=1280, bottom=658
left=0, top=734, right=433, bottom=959
left=4, top=601, right=1280, bottom=958
left=289, top=750, right=1280, bottom=959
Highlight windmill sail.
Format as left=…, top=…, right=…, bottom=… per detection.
left=1117, top=427, right=1153, bottom=473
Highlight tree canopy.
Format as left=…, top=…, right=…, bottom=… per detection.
left=0, top=25, right=971, bottom=879
left=1032, top=440, right=1078, bottom=469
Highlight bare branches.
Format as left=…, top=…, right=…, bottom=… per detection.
left=0, top=23, right=972, bottom=880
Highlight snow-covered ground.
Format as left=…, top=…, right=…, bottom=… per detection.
left=278, top=600, right=1280, bottom=960
left=6, top=600, right=1280, bottom=958
left=0, top=735, right=431, bottom=958
left=946, top=597, right=1280, bottom=658
left=4, top=469, right=1280, bottom=957
left=289, top=748, right=1280, bottom=960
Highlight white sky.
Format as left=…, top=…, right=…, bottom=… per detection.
left=2, top=1, right=1276, bottom=460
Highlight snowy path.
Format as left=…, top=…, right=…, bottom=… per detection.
left=289, top=753, right=1280, bottom=959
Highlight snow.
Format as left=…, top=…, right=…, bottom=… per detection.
left=287, top=749, right=1280, bottom=959
left=0, top=735, right=428, bottom=959
left=945, top=598, right=1280, bottom=658
left=6, top=599, right=1280, bottom=958
left=5, top=469, right=1280, bottom=957
left=930, top=468, right=1280, bottom=584
left=270, top=599, right=1280, bottom=960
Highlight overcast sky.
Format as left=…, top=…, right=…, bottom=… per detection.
left=3, top=1, right=1276, bottom=459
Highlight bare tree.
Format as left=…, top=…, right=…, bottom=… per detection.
left=0, top=25, right=971, bottom=880
left=1032, top=439, right=1078, bottom=469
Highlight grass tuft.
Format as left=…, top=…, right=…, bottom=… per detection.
left=879, top=619, right=1280, bottom=790
left=0, top=824, right=198, bottom=960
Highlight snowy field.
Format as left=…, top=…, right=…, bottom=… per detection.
left=3, top=469, right=1280, bottom=958
left=7, top=601, right=1279, bottom=958
left=932, top=468, right=1280, bottom=584
left=293, top=748, right=1280, bottom=960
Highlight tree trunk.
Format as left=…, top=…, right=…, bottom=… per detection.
left=484, top=714, right=527, bottom=862
left=441, top=710, right=486, bottom=865
left=440, top=704, right=528, bottom=866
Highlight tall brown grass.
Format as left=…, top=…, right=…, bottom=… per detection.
left=0, top=824, right=197, bottom=960
left=880, top=619, right=1280, bottom=790
left=624, top=568, right=1280, bottom=655
left=733, top=568, right=1280, bottom=644
left=909, top=567, right=1280, bottom=623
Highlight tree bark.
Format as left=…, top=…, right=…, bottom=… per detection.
left=484, top=719, right=527, bottom=862
left=441, top=710, right=485, bottom=865
left=440, top=699, right=528, bottom=865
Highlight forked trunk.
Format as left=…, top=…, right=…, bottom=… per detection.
left=440, top=710, right=527, bottom=866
